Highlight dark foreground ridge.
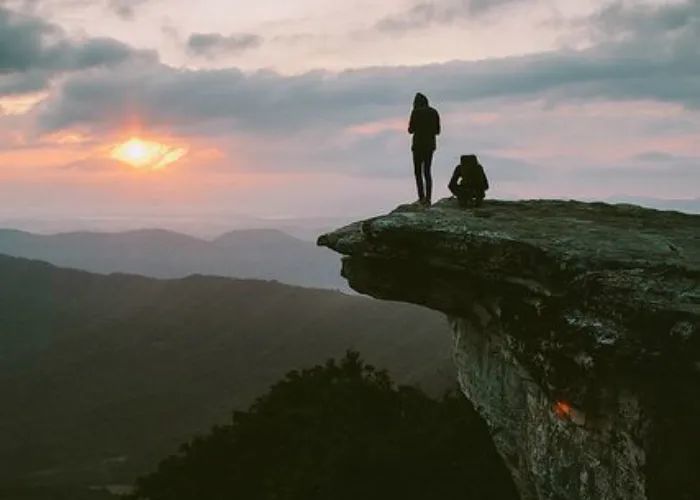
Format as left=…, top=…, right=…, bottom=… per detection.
left=319, top=198, right=700, bottom=500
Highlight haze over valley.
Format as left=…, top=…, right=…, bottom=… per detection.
left=0, top=227, right=347, bottom=290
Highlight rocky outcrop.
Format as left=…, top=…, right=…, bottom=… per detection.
left=318, top=199, right=700, bottom=500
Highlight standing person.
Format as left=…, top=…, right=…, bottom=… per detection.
left=408, top=92, right=441, bottom=206
left=449, top=154, right=489, bottom=208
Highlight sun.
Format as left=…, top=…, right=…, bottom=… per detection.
left=110, top=138, right=187, bottom=170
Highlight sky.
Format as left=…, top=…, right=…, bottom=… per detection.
left=0, top=0, right=699, bottom=225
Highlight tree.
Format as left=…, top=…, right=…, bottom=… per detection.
left=129, top=352, right=517, bottom=500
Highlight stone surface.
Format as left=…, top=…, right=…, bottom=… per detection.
left=319, top=198, right=700, bottom=500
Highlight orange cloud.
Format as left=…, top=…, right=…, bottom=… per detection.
left=0, top=92, right=47, bottom=116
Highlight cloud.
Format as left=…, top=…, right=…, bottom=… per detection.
left=187, top=32, right=262, bottom=58
left=37, top=24, right=700, bottom=135
left=25, top=0, right=700, bottom=192
left=108, top=0, right=149, bottom=20
left=0, top=5, right=155, bottom=95
left=0, top=5, right=58, bottom=73
left=580, top=158, right=700, bottom=182
left=3, top=1, right=700, bottom=211
left=376, top=0, right=532, bottom=32
left=585, top=0, right=700, bottom=40
left=0, top=69, right=48, bottom=95
left=629, top=152, right=700, bottom=181
left=633, top=151, right=684, bottom=163
left=376, top=3, right=438, bottom=32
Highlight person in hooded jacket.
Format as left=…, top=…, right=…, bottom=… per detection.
left=449, top=154, right=489, bottom=207
left=408, top=93, right=441, bottom=206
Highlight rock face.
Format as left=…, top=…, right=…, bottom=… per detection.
left=318, top=199, right=700, bottom=500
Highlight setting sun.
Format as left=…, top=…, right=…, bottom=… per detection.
left=110, top=138, right=187, bottom=170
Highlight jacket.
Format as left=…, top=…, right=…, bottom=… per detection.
left=408, top=93, right=441, bottom=151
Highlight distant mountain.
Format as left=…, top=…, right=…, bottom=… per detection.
left=0, top=255, right=453, bottom=495
left=0, top=228, right=347, bottom=290
left=0, top=214, right=353, bottom=240
left=606, top=196, right=700, bottom=214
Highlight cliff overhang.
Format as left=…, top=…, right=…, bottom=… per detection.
left=319, top=198, right=700, bottom=500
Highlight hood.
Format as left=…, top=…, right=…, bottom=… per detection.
left=413, top=92, right=429, bottom=109
left=460, top=154, right=479, bottom=167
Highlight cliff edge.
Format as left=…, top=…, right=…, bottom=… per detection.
left=318, top=198, right=700, bottom=500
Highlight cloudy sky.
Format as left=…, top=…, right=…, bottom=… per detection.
left=0, top=0, right=698, bottom=222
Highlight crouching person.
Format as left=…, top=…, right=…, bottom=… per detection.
left=449, top=154, right=489, bottom=207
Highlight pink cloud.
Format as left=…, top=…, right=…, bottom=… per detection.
left=345, top=118, right=406, bottom=136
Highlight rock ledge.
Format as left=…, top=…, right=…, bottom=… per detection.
left=319, top=198, right=699, bottom=500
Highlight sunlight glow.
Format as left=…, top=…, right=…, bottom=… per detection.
left=110, top=138, right=188, bottom=170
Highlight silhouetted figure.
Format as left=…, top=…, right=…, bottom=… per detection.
left=449, top=155, right=489, bottom=207
left=408, top=93, right=441, bottom=206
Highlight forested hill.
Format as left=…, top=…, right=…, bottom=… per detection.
left=0, top=254, right=452, bottom=495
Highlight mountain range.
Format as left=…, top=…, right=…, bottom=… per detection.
left=0, top=228, right=346, bottom=290
left=0, top=254, right=452, bottom=496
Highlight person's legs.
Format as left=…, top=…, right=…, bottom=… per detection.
left=423, top=150, right=434, bottom=204
left=474, top=189, right=485, bottom=207
left=464, top=188, right=479, bottom=207
left=451, top=184, right=470, bottom=207
left=457, top=191, right=470, bottom=207
left=412, top=150, right=425, bottom=202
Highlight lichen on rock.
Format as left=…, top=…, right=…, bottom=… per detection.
left=319, top=198, right=700, bottom=500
